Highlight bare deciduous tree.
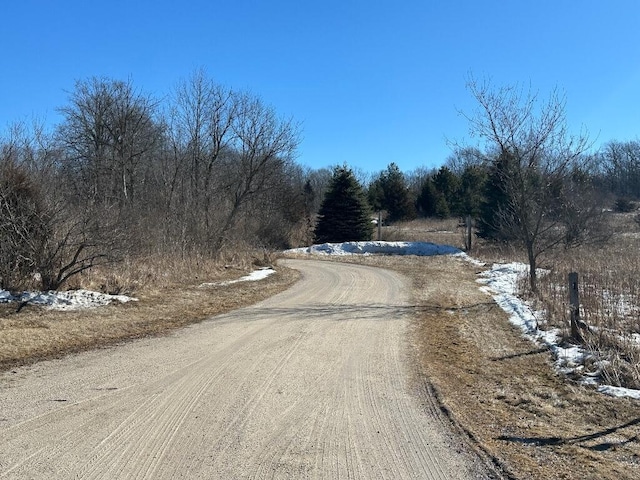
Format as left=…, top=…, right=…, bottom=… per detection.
left=0, top=125, right=123, bottom=292
left=599, top=140, right=640, bottom=200
left=57, top=77, right=160, bottom=210
left=164, top=71, right=301, bottom=253
left=212, top=93, right=300, bottom=251
left=464, top=77, right=605, bottom=291
left=1, top=71, right=304, bottom=292
left=170, top=70, right=236, bottom=236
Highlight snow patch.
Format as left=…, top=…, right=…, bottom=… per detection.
left=199, top=267, right=275, bottom=287
left=598, top=385, right=640, bottom=400
left=0, top=289, right=137, bottom=311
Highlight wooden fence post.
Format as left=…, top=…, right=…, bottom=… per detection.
left=465, top=215, right=472, bottom=252
left=568, top=272, right=581, bottom=340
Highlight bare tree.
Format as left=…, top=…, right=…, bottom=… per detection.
left=0, top=125, right=122, bottom=292
left=57, top=77, right=159, bottom=210
left=170, top=70, right=237, bottom=236
left=0, top=122, right=57, bottom=290
left=599, top=140, right=640, bottom=200
left=445, top=146, right=486, bottom=175
left=36, top=205, right=124, bottom=291
left=212, top=93, right=300, bottom=251
left=2, top=71, right=304, bottom=278
left=464, top=77, right=604, bottom=291
left=0, top=159, right=46, bottom=290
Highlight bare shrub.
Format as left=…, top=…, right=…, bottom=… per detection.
left=0, top=160, right=50, bottom=290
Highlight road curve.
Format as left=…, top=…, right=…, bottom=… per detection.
left=0, top=259, right=483, bottom=479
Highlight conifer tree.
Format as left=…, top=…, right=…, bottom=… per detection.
left=416, top=178, right=438, bottom=217
left=314, top=166, right=374, bottom=243
left=476, top=151, right=517, bottom=241
left=432, top=166, right=460, bottom=217
left=458, top=164, right=487, bottom=217
left=368, top=163, right=415, bottom=223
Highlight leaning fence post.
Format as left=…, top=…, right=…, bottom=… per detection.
left=568, top=272, right=581, bottom=341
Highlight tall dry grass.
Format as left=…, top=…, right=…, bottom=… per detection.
left=530, top=216, right=640, bottom=390
left=62, top=246, right=278, bottom=296
left=379, top=218, right=465, bottom=247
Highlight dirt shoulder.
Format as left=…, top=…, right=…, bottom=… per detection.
left=0, top=267, right=300, bottom=371
left=327, top=254, right=640, bottom=480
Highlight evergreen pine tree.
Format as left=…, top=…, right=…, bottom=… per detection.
left=314, top=166, right=374, bottom=243
left=432, top=166, right=461, bottom=217
left=476, top=152, right=516, bottom=240
left=416, top=178, right=438, bottom=217
left=369, top=163, right=415, bottom=223
left=434, top=193, right=450, bottom=218
left=459, top=164, right=488, bottom=217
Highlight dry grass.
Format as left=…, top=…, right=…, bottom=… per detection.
left=388, top=216, right=640, bottom=391
left=379, top=217, right=465, bottom=247
left=524, top=213, right=640, bottom=390
left=64, top=248, right=279, bottom=295
left=0, top=249, right=297, bottom=371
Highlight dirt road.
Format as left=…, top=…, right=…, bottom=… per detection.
left=0, top=259, right=486, bottom=479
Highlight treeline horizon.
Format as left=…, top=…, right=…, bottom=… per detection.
left=1, top=71, right=639, bottom=291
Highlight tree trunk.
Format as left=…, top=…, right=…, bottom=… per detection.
left=527, top=243, right=538, bottom=293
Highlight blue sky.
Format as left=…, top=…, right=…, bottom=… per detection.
left=3, top=1, right=640, bottom=174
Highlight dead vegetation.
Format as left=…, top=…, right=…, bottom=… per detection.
left=406, top=256, right=640, bottom=480
left=528, top=213, right=640, bottom=391
left=385, top=215, right=640, bottom=392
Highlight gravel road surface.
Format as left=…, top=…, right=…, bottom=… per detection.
left=0, top=259, right=486, bottom=479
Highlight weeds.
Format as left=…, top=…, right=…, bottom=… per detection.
left=59, top=246, right=273, bottom=295
left=517, top=213, right=640, bottom=390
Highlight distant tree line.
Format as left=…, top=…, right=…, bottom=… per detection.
left=314, top=79, right=637, bottom=293
left=2, top=72, right=639, bottom=292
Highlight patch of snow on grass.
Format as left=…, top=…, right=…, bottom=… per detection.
left=0, top=289, right=137, bottom=311
left=598, top=384, right=640, bottom=400
left=200, top=267, right=275, bottom=287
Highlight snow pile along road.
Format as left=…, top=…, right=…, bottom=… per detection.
left=287, top=241, right=462, bottom=256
